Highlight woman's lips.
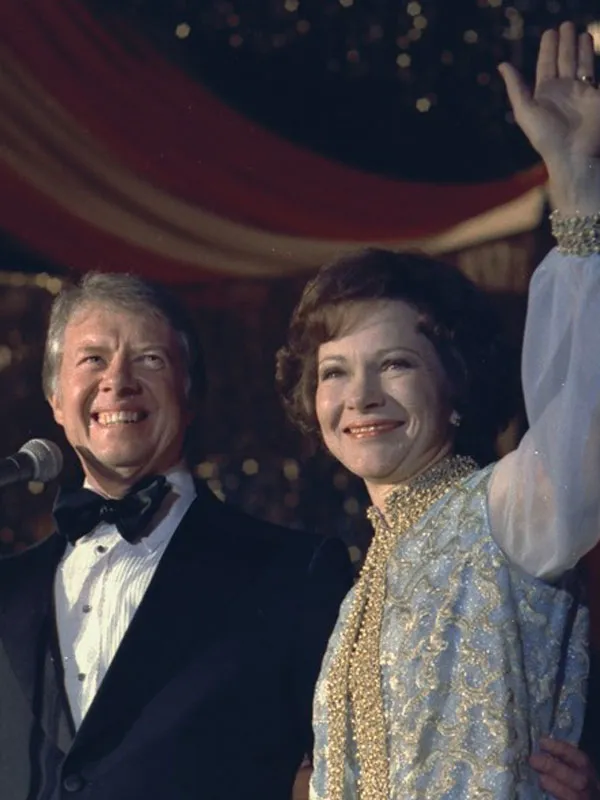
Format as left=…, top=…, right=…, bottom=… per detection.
left=344, top=421, right=403, bottom=438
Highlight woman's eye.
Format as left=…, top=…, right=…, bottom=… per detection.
left=382, top=358, right=413, bottom=372
left=319, top=367, right=344, bottom=381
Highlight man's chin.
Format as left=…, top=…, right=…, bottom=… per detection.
left=77, top=446, right=153, bottom=480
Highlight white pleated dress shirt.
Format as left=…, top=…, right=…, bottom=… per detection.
left=54, top=467, right=197, bottom=729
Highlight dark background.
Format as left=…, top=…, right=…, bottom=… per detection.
left=0, top=0, right=596, bottom=565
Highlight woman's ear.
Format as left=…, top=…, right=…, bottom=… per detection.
left=449, top=410, right=462, bottom=428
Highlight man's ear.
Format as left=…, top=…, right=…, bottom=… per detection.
left=48, top=391, right=64, bottom=427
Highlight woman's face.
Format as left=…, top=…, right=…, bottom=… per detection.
left=315, top=300, right=455, bottom=506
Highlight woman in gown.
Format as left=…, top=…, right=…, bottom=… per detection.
left=277, top=21, right=600, bottom=800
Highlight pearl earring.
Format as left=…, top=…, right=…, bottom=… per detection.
left=450, top=410, right=462, bottom=427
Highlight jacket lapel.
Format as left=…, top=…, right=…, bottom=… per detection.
left=69, top=484, right=260, bottom=760
left=0, top=533, right=74, bottom=751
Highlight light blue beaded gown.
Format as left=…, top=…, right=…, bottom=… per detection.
left=310, top=248, right=600, bottom=799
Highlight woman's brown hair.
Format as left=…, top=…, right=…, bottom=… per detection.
left=276, top=248, right=519, bottom=464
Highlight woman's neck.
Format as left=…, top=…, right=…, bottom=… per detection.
left=366, top=443, right=455, bottom=519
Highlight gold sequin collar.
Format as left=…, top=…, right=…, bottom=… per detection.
left=367, top=454, right=479, bottom=530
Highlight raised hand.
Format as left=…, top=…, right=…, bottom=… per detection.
left=499, top=22, right=600, bottom=162
left=499, top=22, right=600, bottom=214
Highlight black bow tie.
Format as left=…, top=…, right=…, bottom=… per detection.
left=53, top=475, right=170, bottom=544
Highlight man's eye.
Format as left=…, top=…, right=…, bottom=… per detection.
left=141, top=354, right=164, bottom=367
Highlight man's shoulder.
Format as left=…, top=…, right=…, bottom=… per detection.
left=0, top=532, right=62, bottom=568
left=0, top=533, right=64, bottom=606
left=194, top=480, right=339, bottom=563
left=201, top=489, right=353, bottom=611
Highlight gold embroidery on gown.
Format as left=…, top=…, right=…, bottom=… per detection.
left=311, top=465, right=588, bottom=800
left=325, top=456, right=478, bottom=800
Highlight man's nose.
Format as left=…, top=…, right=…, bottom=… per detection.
left=100, top=356, right=141, bottom=395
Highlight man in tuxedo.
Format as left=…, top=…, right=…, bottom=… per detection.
left=0, top=272, right=353, bottom=800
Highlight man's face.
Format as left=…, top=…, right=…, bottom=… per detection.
left=49, top=303, right=193, bottom=496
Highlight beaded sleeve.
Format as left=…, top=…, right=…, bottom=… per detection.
left=549, top=210, right=600, bottom=256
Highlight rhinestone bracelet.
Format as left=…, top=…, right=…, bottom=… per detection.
left=549, top=210, right=600, bottom=256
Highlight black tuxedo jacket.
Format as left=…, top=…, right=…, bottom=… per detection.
left=0, top=481, right=353, bottom=800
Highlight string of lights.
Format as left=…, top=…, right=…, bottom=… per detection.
left=90, top=0, right=600, bottom=181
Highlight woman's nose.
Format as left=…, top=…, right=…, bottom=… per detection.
left=345, top=372, right=384, bottom=411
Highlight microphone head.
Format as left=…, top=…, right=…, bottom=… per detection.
left=19, top=439, right=63, bottom=483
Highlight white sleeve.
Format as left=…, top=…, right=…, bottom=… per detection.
left=488, top=247, right=600, bottom=580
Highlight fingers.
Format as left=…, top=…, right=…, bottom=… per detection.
left=535, top=28, right=558, bottom=89
left=558, top=21, right=578, bottom=79
left=531, top=751, right=588, bottom=791
left=537, top=771, right=584, bottom=800
left=535, top=23, right=596, bottom=87
left=502, top=21, right=594, bottom=105
left=531, top=741, right=597, bottom=800
left=539, top=737, right=591, bottom=771
left=577, top=31, right=596, bottom=80
left=498, top=62, right=532, bottom=116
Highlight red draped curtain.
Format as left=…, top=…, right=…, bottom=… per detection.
left=0, top=0, right=547, bottom=282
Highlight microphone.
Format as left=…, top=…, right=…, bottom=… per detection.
left=0, top=439, right=63, bottom=489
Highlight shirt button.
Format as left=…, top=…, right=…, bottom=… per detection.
left=95, top=545, right=107, bottom=554
left=82, top=604, right=92, bottom=613
left=63, top=774, right=85, bottom=792
left=77, top=673, right=86, bottom=682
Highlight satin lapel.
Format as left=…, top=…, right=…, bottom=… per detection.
left=42, top=609, right=76, bottom=751
left=0, top=533, right=73, bottom=750
left=70, top=485, right=258, bottom=759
